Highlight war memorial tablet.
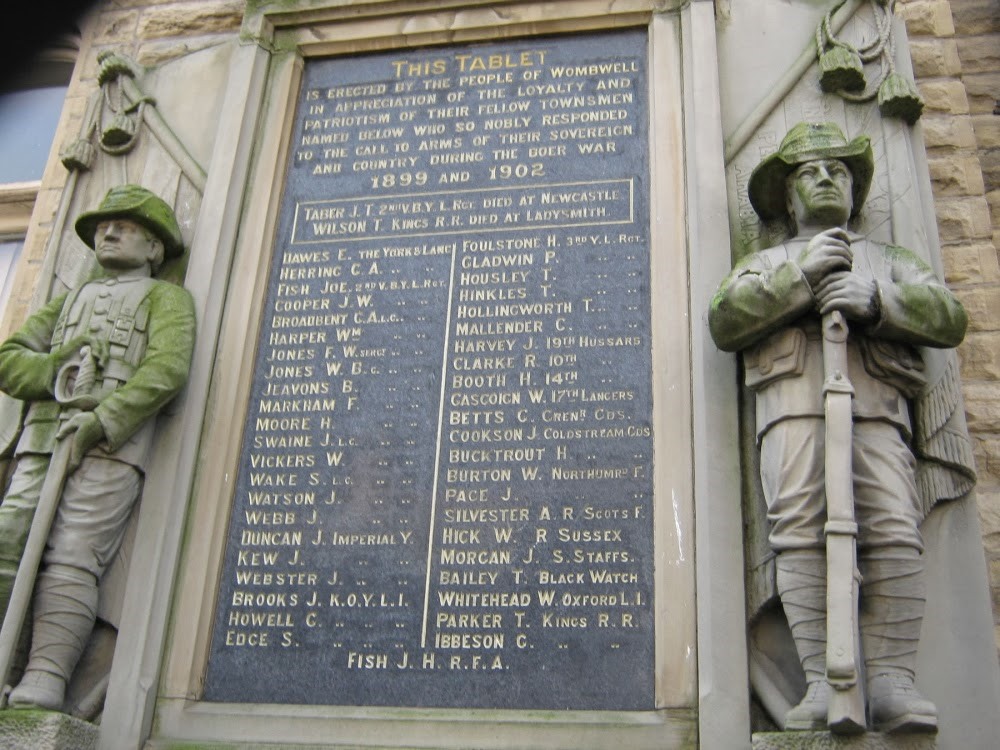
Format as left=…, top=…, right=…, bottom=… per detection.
left=204, top=29, right=655, bottom=710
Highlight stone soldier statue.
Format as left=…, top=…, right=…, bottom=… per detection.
left=709, top=123, right=968, bottom=733
left=0, top=184, right=196, bottom=710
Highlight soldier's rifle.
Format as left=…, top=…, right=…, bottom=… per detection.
left=822, top=309, right=866, bottom=733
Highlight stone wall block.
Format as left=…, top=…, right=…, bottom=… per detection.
left=980, top=149, right=1000, bottom=191
left=989, top=558, right=1000, bottom=608
left=136, top=35, right=231, bottom=68
left=979, top=489, right=1000, bottom=539
left=963, top=72, right=1000, bottom=114
left=935, top=196, right=993, bottom=242
left=942, top=242, right=1000, bottom=284
left=956, top=33, right=1000, bottom=74
left=964, top=384, right=1000, bottom=431
left=972, top=114, right=1000, bottom=150
left=922, top=114, right=979, bottom=150
left=897, top=0, right=957, bottom=37
left=928, top=154, right=987, bottom=196
left=942, top=244, right=982, bottom=284
left=90, top=10, right=140, bottom=48
left=136, top=0, right=244, bottom=40
left=950, top=0, right=1000, bottom=36
left=910, top=38, right=963, bottom=78
left=918, top=79, right=971, bottom=114
left=960, top=332, right=1000, bottom=379
left=966, top=440, right=1000, bottom=488
left=989, top=191, right=1000, bottom=228
left=956, top=285, right=1000, bottom=331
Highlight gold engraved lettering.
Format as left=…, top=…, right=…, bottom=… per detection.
left=453, top=51, right=547, bottom=72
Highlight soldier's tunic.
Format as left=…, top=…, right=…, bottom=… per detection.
left=708, top=235, right=966, bottom=551
left=0, top=275, right=195, bottom=582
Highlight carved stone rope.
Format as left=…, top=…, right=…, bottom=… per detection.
left=815, top=0, right=923, bottom=123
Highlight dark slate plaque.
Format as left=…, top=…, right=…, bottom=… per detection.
left=204, top=29, right=654, bottom=710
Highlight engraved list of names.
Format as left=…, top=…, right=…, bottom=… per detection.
left=205, top=30, right=655, bottom=710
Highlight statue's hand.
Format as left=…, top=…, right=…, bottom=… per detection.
left=796, top=227, right=853, bottom=288
left=56, top=412, right=105, bottom=470
left=51, top=336, right=92, bottom=368
left=813, top=271, right=879, bottom=322
left=50, top=337, right=110, bottom=370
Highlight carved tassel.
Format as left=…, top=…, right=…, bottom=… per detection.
left=100, top=112, right=137, bottom=148
left=819, top=45, right=866, bottom=93
left=59, top=138, right=94, bottom=172
left=877, top=72, right=924, bottom=125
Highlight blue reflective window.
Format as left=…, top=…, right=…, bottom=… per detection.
left=0, top=52, right=74, bottom=184
left=0, top=86, right=68, bottom=182
left=0, top=239, right=23, bottom=309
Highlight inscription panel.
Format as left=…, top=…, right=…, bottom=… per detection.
left=204, top=30, right=654, bottom=710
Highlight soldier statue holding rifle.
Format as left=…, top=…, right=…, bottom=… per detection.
left=0, top=184, right=195, bottom=711
left=709, top=122, right=967, bottom=734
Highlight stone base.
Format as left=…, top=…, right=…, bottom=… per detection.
left=0, top=708, right=98, bottom=750
left=753, top=732, right=938, bottom=749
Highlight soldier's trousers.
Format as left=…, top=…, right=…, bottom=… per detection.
left=0, top=453, right=141, bottom=621
left=759, top=417, right=924, bottom=552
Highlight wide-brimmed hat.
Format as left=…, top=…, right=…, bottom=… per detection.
left=748, top=122, right=874, bottom=221
left=75, top=184, right=184, bottom=259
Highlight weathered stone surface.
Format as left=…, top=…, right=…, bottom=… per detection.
left=963, top=71, right=1000, bottom=114
left=921, top=114, right=979, bottom=150
left=0, top=710, right=98, bottom=750
left=984, top=195, right=1000, bottom=226
left=955, top=285, right=1000, bottom=330
left=980, top=149, right=1000, bottom=189
left=90, top=11, right=139, bottom=47
left=909, top=38, right=962, bottom=78
left=898, top=0, right=957, bottom=37
left=752, top=730, right=936, bottom=749
left=950, top=0, right=1000, bottom=35
left=962, top=381, right=1000, bottom=431
left=917, top=79, right=970, bottom=114
left=941, top=242, right=1000, bottom=283
left=928, top=154, right=986, bottom=195
left=979, top=490, right=1000, bottom=548
left=136, top=35, right=230, bottom=67
left=935, top=196, right=993, bottom=242
left=974, top=436, right=1000, bottom=485
left=959, top=332, right=1000, bottom=379
left=136, top=0, right=243, bottom=39
left=972, top=114, right=1000, bottom=149
left=956, top=33, right=1000, bottom=74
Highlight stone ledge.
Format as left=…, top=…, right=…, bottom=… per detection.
left=752, top=731, right=937, bottom=749
left=0, top=709, right=98, bottom=750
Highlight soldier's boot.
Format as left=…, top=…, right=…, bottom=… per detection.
left=8, top=564, right=97, bottom=711
left=859, top=547, right=937, bottom=734
left=777, top=550, right=830, bottom=730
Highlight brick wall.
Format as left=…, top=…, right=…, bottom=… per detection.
left=900, top=0, right=1000, bottom=653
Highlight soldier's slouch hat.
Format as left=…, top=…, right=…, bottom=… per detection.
left=748, top=121, right=874, bottom=222
left=76, top=184, right=184, bottom=259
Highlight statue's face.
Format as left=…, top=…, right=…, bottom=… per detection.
left=93, top=218, right=162, bottom=271
left=785, top=158, right=853, bottom=228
